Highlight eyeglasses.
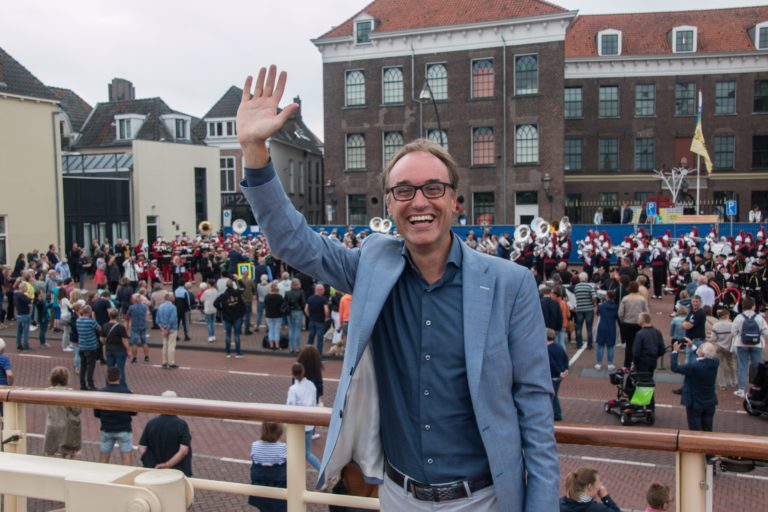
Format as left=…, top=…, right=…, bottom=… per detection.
left=386, top=181, right=453, bottom=201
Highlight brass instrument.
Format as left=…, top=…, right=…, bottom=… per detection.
left=198, top=220, right=213, bottom=236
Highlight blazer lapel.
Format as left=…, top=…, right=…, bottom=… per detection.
left=462, top=247, right=495, bottom=399
left=352, top=239, right=405, bottom=366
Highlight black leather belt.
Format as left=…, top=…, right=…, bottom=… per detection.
left=384, top=461, right=493, bottom=502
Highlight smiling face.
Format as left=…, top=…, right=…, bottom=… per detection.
left=385, top=151, right=456, bottom=255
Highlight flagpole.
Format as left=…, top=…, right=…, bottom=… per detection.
left=696, top=155, right=701, bottom=214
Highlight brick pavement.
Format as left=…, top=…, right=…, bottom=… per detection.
left=2, top=285, right=767, bottom=510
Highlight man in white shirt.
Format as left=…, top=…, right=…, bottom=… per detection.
left=730, top=296, right=768, bottom=397
left=286, top=363, right=320, bottom=470
left=693, top=276, right=715, bottom=309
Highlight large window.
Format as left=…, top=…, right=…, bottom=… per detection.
left=175, top=119, right=188, bottom=140
left=564, top=87, right=582, bottom=118
left=0, top=216, right=6, bottom=265
left=346, top=134, right=366, bottom=170
left=347, top=194, right=367, bottom=225
left=471, top=59, right=494, bottom=98
left=714, top=135, right=735, bottom=169
left=599, top=85, right=619, bottom=117
left=601, top=33, right=619, bottom=55
left=675, top=83, right=695, bottom=116
left=715, top=81, right=736, bottom=115
left=515, top=124, right=538, bottom=164
left=472, top=127, right=495, bottom=166
left=382, top=132, right=404, bottom=166
left=635, top=84, right=655, bottom=117
left=220, top=156, right=236, bottom=193
left=753, top=135, right=768, bottom=168
left=761, top=26, right=768, bottom=49
left=472, top=192, right=495, bottom=224
left=564, top=139, right=582, bottom=171
left=515, top=55, right=538, bottom=95
left=426, top=63, right=448, bottom=100
left=382, top=67, right=403, bottom=104
left=754, top=80, right=768, bottom=113
left=599, top=138, right=619, bottom=171
left=427, top=129, right=448, bottom=149
left=600, top=192, right=618, bottom=204
left=634, top=137, right=655, bottom=170
left=345, top=70, right=365, bottom=106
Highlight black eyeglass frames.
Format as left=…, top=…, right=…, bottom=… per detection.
left=386, top=181, right=453, bottom=201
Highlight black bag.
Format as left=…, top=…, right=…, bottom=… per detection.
left=280, top=301, right=290, bottom=315
left=740, top=313, right=762, bottom=345
left=262, top=334, right=270, bottom=349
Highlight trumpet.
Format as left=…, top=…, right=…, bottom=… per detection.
left=369, top=217, right=393, bottom=234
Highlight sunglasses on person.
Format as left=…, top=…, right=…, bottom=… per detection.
left=386, top=181, right=453, bottom=201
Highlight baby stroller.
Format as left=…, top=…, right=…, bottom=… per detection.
left=604, top=368, right=656, bottom=425
left=743, top=361, right=768, bottom=419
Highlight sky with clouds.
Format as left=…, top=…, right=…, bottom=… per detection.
left=2, top=0, right=764, bottom=138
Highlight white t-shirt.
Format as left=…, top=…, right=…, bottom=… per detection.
left=694, top=284, right=716, bottom=308
left=287, top=378, right=317, bottom=432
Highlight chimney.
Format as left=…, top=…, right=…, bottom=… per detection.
left=108, top=78, right=135, bottom=102
left=292, top=95, right=302, bottom=120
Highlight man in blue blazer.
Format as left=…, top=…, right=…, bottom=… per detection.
left=671, top=340, right=719, bottom=431
left=236, top=66, right=559, bottom=511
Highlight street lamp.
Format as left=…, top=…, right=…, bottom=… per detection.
left=419, top=80, right=442, bottom=141
left=541, top=172, right=553, bottom=201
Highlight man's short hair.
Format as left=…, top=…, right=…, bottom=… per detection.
left=638, top=312, right=652, bottom=325
left=107, top=366, right=121, bottom=383
left=646, top=483, right=671, bottom=509
left=717, top=309, right=730, bottom=319
left=546, top=328, right=556, bottom=341
left=108, top=308, right=119, bottom=320
left=380, top=138, right=459, bottom=193
left=742, top=296, right=755, bottom=310
left=578, top=272, right=588, bottom=282
left=699, top=342, right=717, bottom=359
left=540, top=286, right=551, bottom=295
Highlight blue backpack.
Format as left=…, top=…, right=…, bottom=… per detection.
left=740, top=313, right=761, bottom=345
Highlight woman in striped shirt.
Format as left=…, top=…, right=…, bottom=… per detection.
left=248, top=422, right=287, bottom=511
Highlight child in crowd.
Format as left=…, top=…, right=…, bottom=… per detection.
left=248, top=422, right=287, bottom=512
left=559, top=467, right=620, bottom=511
left=669, top=306, right=687, bottom=344
left=286, top=363, right=320, bottom=471
left=644, top=483, right=672, bottom=512
left=546, top=328, right=569, bottom=422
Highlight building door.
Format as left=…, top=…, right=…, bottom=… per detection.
left=147, top=216, right=158, bottom=243
left=515, top=191, right=539, bottom=225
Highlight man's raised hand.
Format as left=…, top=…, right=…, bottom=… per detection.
left=237, top=65, right=299, bottom=168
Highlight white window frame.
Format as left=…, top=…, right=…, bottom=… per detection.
left=354, top=16, right=374, bottom=45
left=672, top=26, right=697, bottom=53
left=206, top=118, right=236, bottom=139
left=220, top=156, right=236, bottom=193
left=345, top=69, right=366, bottom=107
left=288, top=160, right=295, bottom=195
left=513, top=54, right=538, bottom=96
left=382, top=131, right=404, bottom=167
left=755, top=22, right=768, bottom=50
left=427, top=129, right=448, bottom=149
left=470, top=58, right=495, bottom=99
left=597, top=29, right=622, bottom=56
left=514, top=124, right=539, bottom=165
left=345, top=133, right=366, bottom=170
left=381, top=66, right=404, bottom=104
left=0, top=215, right=6, bottom=265
left=115, top=114, right=145, bottom=141
left=425, top=62, right=448, bottom=101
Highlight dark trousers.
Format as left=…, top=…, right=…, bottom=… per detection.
left=575, top=310, right=594, bottom=348
left=652, top=270, right=666, bottom=297
left=306, top=320, right=326, bottom=355
left=686, top=405, right=715, bottom=432
left=79, top=349, right=98, bottom=389
left=622, top=322, right=641, bottom=368
left=248, top=463, right=287, bottom=511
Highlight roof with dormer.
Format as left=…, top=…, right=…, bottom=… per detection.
left=0, top=46, right=58, bottom=102
left=201, top=85, right=322, bottom=155
left=566, top=5, right=768, bottom=58
left=75, top=97, right=204, bottom=149
left=317, top=0, right=568, bottom=40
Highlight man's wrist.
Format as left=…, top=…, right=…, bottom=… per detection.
left=242, top=142, right=269, bottom=168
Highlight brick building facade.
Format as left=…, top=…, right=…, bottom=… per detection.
left=314, top=1, right=768, bottom=225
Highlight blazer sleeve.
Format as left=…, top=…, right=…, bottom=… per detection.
left=240, top=166, right=360, bottom=294
left=508, top=272, right=560, bottom=511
